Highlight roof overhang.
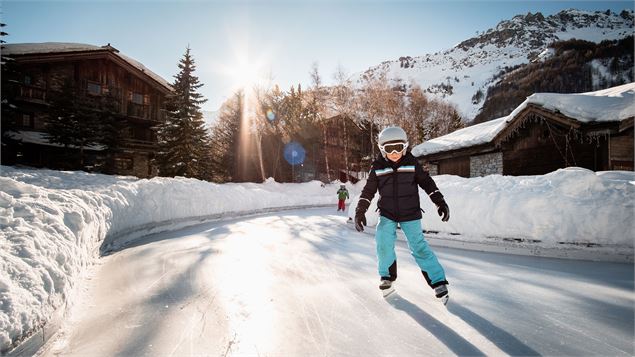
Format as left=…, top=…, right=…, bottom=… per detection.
left=418, top=142, right=498, bottom=162
left=7, top=48, right=172, bottom=94
left=418, top=103, right=629, bottom=160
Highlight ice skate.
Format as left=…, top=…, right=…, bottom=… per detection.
left=434, top=284, right=449, bottom=306
left=379, top=279, right=395, bottom=297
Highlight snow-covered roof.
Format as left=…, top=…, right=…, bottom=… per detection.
left=412, top=116, right=509, bottom=157
left=2, top=43, right=172, bottom=92
left=412, top=82, right=635, bottom=157
left=510, top=82, right=635, bottom=123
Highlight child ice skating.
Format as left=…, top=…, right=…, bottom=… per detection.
left=355, top=126, right=451, bottom=304
left=337, top=185, right=349, bottom=211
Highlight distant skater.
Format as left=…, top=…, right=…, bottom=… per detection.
left=337, top=184, right=349, bottom=211
left=354, top=126, right=451, bottom=304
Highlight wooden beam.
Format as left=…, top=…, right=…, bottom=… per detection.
left=619, top=117, right=634, bottom=133
left=11, top=51, right=172, bottom=94
left=494, top=104, right=582, bottom=146
left=419, top=142, right=498, bottom=162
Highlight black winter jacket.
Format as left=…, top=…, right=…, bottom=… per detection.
left=357, top=152, right=446, bottom=222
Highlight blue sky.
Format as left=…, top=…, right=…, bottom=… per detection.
left=3, top=1, right=633, bottom=111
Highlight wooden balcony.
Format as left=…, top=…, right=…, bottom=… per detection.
left=17, top=85, right=47, bottom=104
left=126, top=102, right=162, bottom=123
left=121, top=138, right=157, bottom=151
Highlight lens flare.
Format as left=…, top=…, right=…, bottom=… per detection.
left=266, top=109, right=276, bottom=121
left=283, top=142, right=305, bottom=165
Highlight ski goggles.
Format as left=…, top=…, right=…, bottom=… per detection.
left=379, top=141, right=408, bottom=154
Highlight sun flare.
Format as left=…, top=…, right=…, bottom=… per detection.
left=225, top=57, right=263, bottom=88
left=218, top=44, right=270, bottom=91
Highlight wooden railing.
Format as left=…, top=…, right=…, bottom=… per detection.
left=122, top=138, right=156, bottom=150
left=18, top=85, right=46, bottom=102
left=127, top=102, right=154, bottom=121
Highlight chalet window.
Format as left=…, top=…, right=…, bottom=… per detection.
left=21, top=113, right=33, bottom=128
left=87, top=81, right=102, bottom=96
left=24, top=75, right=32, bottom=85
left=131, top=92, right=144, bottom=105
left=114, top=157, right=134, bottom=171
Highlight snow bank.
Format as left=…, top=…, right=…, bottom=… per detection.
left=0, top=166, right=360, bottom=353
left=349, top=167, right=634, bottom=248
left=2, top=165, right=633, bottom=353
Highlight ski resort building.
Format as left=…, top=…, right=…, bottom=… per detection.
left=1, top=43, right=172, bottom=177
left=412, top=83, right=635, bottom=177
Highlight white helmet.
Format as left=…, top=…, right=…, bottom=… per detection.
left=378, top=126, right=408, bottom=145
left=377, top=126, right=408, bottom=157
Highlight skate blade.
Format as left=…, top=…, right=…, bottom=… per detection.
left=382, top=287, right=396, bottom=298
left=439, top=294, right=449, bottom=306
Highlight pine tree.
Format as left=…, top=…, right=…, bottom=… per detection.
left=156, top=46, right=210, bottom=179
left=1, top=23, right=21, bottom=165
left=97, top=89, right=128, bottom=174
left=45, top=79, right=101, bottom=169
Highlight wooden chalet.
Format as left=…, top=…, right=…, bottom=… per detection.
left=1, top=43, right=172, bottom=177
left=322, top=113, right=370, bottom=183
left=413, top=83, right=634, bottom=177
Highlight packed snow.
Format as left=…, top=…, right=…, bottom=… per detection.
left=36, top=208, right=634, bottom=356
left=0, top=166, right=352, bottom=353
left=1, top=165, right=633, bottom=353
left=412, top=82, right=635, bottom=156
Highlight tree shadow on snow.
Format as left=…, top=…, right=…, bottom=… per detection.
left=446, top=303, right=541, bottom=356
left=100, top=220, right=234, bottom=256
left=112, top=246, right=219, bottom=356
left=385, top=293, right=486, bottom=356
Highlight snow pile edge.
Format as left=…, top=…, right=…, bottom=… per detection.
left=0, top=168, right=352, bottom=353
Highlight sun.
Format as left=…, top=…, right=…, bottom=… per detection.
left=225, top=57, right=261, bottom=88
left=218, top=44, right=270, bottom=91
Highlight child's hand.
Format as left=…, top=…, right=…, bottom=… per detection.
left=355, top=212, right=367, bottom=232
left=437, top=202, right=450, bottom=222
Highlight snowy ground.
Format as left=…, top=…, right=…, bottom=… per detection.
left=35, top=208, right=635, bottom=356
left=1, top=166, right=633, bottom=354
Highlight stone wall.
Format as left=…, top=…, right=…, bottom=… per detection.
left=470, top=152, right=503, bottom=177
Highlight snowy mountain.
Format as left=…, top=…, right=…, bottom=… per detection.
left=355, top=9, right=634, bottom=121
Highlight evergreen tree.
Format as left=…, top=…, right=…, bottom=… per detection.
left=156, top=46, right=210, bottom=179
left=1, top=23, right=21, bottom=165
left=45, top=79, right=101, bottom=169
left=97, top=89, right=128, bottom=174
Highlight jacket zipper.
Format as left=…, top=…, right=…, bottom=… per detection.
left=393, top=168, right=400, bottom=218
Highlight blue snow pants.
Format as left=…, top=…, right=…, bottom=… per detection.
left=375, top=215, right=447, bottom=287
